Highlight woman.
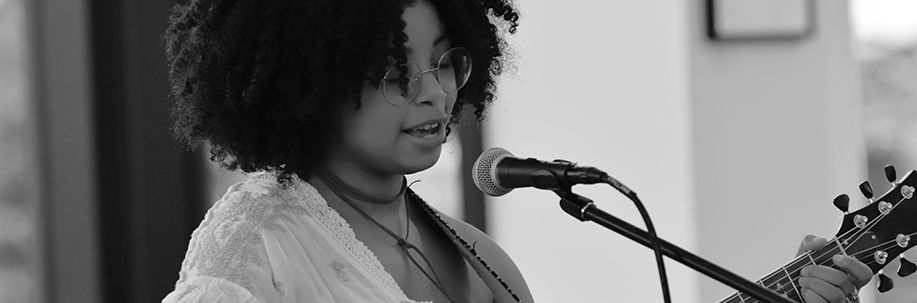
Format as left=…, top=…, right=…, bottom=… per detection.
left=163, top=0, right=527, bottom=302
left=161, top=0, right=869, bottom=302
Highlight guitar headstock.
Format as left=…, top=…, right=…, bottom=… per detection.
left=831, top=168, right=917, bottom=292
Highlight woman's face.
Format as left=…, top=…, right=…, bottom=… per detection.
left=328, top=1, right=456, bottom=177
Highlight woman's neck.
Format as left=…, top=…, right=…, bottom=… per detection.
left=305, top=155, right=407, bottom=216
left=323, top=159, right=404, bottom=199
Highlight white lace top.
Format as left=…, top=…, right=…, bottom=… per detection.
left=161, top=175, right=430, bottom=303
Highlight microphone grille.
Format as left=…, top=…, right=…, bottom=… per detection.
left=472, top=147, right=513, bottom=197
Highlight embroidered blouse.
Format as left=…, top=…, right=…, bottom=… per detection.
left=162, top=174, right=521, bottom=303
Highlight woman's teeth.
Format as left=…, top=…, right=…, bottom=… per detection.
left=406, top=123, right=441, bottom=138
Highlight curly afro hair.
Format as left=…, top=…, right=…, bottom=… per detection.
left=164, top=0, right=520, bottom=183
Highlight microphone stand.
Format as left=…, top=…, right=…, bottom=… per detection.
left=553, top=189, right=794, bottom=303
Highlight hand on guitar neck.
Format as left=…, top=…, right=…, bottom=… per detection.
left=722, top=166, right=917, bottom=303
left=794, top=235, right=872, bottom=303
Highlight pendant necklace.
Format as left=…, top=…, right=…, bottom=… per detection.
left=314, top=165, right=457, bottom=303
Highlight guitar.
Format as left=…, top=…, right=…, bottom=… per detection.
left=718, top=166, right=917, bottom=303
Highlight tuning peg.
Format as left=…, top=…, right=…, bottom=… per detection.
left=885, top=165, right=898, bottom=184
left=898, top=256, right=916, bottom=277
left=859, top=181, right=874, bottom=202
left=878, top=271, right=894, bottom=293
left=833, top=194, right=850, bottom=213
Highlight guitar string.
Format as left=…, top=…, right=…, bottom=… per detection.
left=723, top=242, right=840, bottom=301
left=745, top=239, right=851, bottom=294
left=723, top=251, right=824, bottom=302
left=726, top=247, right=857, bottom=303
left=724, top=195, right=912, bottom=302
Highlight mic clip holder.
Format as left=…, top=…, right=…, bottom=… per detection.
left=554, top=187, right=593, bottom=222
left=550, top=186, right=795, bottom=303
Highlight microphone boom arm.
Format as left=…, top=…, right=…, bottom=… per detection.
left=554, top=190, right=794, bottom=303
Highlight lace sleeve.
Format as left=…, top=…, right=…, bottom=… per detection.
left=163, top=275, right=261, bottom=303
left=164, top=183, right=292, bottom=303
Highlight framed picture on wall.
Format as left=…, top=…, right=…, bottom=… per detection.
left=706, top=0, right=815, bottom=41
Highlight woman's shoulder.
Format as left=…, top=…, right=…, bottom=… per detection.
left=227, top=172, right=287, bottom=196
left=213, top=172, right=313, bottom=219
left=425, top=206, right=535, bottom=303
left=168, top=175, right=308, bottom=302
left=203, top=173, right=319, bottom=242
left=190, top=175, right=310, bottom=264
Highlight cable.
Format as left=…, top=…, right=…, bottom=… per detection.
left=603, top=176, right=671, bottom=303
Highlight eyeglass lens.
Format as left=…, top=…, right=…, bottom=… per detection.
left=382, top=47, right=472, bottom=105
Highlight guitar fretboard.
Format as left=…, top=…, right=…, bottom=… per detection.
left=717, top=247, right=840, bottom=303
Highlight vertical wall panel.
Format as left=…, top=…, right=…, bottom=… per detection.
left=26, top=0, right=101, bottom=301
left=90, top=0, right=206, bottom=301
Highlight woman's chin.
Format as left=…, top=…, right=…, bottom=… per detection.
left=399, top=149, right=441, bottom=175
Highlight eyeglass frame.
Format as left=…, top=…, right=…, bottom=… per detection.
left=378, top=47, right=472, bottom=106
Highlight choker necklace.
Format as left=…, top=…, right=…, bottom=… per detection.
left=315, top=165, right=406, bottom=204
left=314, top=166, right=456, bottom=303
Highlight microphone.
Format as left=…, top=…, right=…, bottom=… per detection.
left=472, top=147, right=610, bottom=196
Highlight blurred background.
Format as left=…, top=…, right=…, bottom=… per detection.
left=3, top=0, right=917, bottom=302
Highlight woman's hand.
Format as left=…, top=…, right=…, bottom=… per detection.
left=796, top=235, right=873, bottom=303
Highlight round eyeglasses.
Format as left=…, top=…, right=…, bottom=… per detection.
left=380, top=47, right=472, bottom=106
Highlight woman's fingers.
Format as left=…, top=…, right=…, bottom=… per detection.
left=799, top=275, right=847, bottom=303
left=799, top=254, right=873, bottom=303
left=798, top=235, right=828, bottom=256
left=831, top=254, right=874, bottom=289
left=794, top=235, right=873, bottom=302
left=796, top=235, right=872, bottom=289
left=801, top=263, right=856, bottom=297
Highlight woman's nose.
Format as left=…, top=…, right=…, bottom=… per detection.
left=412, top=69, right=447, bottom=106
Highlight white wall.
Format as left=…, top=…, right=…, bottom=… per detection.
left=486, top=1, right=865, bottom=302
left=688, top=1, right=868, bottom=302
left=486, top=0, right=695, bottom=302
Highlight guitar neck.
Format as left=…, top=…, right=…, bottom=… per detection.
left=718, top=169, right=917, bottom=302
left=717, top=248, right=840, bottom=303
